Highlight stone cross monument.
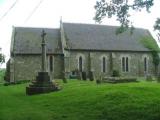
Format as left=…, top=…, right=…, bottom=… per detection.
left=26, top=29, right=60, bottom=95
left=41, top=30, right=47, bottom=72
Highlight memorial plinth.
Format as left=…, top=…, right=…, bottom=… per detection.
left=26, top=30, right=60, bottom=95
left=26, top=72, right=59, bottom=95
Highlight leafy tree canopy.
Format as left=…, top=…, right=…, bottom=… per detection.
left=0, top=48, right=5, bottom=65
left=94, top=0, right=154, bottom=33
left=141, top=36, right=159, bottom=51
left=154, top=18, right=160, bottom=38
left=154, top=18, right=160, bottom=43
left=140, top=36, right=160, bottom=66
left=154, top=18, right=160, bottom=31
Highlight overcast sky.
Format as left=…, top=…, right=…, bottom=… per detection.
left=0, top=0, right=160, bottom=67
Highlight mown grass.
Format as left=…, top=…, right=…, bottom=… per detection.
left=0, top=80, right=160, bottom=120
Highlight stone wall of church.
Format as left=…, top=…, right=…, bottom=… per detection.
left=52, top=54, right=64, bottom=79
left=10, top=51, right=158, bottom=82
left=11, top=54, right=63, bottom=82
left=65, top=50, right=155, bottom=79
left=13, top=55, right=41, bottom=81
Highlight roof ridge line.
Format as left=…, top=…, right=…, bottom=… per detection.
left=62, top=22, right=149, bottom=30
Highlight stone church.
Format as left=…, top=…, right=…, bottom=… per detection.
left=5, top=21, right=160, bottom=82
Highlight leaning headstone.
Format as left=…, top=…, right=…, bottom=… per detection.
left=88, top=71, right=94, bottom=81
left=82, top=71, right=87, bottom=80
left=96, top=75, right=103, bottom=84
left=26, top=30, right=60, bottom=95
left=77, top=71, right=82, bottom=80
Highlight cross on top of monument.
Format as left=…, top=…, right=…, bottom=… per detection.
left=41, top=29, right=46, bottom=41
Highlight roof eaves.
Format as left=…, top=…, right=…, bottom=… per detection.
left=64, top=48, right=150, bottom=52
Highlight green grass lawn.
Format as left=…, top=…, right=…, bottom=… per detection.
left=0, top=80, right=160, bottom=120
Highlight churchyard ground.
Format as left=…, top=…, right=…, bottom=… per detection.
left=0, top=79, right=160, bottom=120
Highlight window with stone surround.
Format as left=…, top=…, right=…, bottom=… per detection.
left=79, top=56, right=83, bottom=72
left=144, top=57, right=148, bottom=72
left=142, top=55, right=149, bottom=73
left=49, top=56, right=53, bottom=72
left=102, top=57, right=106, bottom=73
left=100, top=55, right=107, bottom=73
left=76, top=54, right=85, bottom=72
left=121, top=56, right=129, bottom=72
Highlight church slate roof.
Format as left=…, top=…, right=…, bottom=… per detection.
left=12, top=23, right=155, bottom=55
left=63, top=23, right=151, bottom=52
left=12, top=27, right=61, bottom=54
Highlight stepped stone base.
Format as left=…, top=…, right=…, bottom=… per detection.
left=26, top=72, right=60, bottom=95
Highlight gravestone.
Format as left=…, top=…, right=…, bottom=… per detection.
left=26, top=30, right=60, bottom=95
left=88, top=71, right=94, bottom=81
left=82, top=71, right=87, bottom=80
left=77, top=71, right=82, bottom=80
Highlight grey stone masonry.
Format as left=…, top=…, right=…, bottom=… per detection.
left=5, top=22, right=159, bottom=83
left=41, top=30, right=47, bottom=72
left=26, top=29, right=60, bottom=95
left=64, top=50, right=156, bottom=79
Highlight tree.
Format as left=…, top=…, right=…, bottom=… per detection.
left=140, top=36, right=160, bottom=76
left=154, top=18, right=160, bottom=31
left=154, top=18, right=160, bottom=40
left=94, top=0, right=160, bottom=77
left=94, top=0, right=154, bottom=33
left=0, top=48, right=5, bottom=65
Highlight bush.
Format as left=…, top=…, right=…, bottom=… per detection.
left=62, top=78, right=67, bottom=83
left=112, top=70, right=120, bottom=77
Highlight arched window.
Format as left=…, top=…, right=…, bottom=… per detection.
left=49, top=56, right=53, bottom=72
left=79, top=56, right=83, bottom=72
left=121, top=56, right=129, bottom=72
left=144, top=57, right=148, bottom=72
left=126, top=57, right=129, bottom=72
left=100, top=56, right=107, bottom=73
left=122, top=57, right=125, bottom=72
left=102, top=57, right=106, bottom=73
